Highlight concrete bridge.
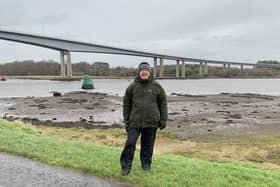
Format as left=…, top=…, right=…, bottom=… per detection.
left=0, top=30, right=278, bottom=78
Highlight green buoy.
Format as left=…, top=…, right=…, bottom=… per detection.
left=82, top=76, right=94, bottom=90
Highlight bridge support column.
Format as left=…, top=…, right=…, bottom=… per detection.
left=176, top=60, right=180, bottom=78
left=159, top=58, right=164, bottom=78
left=60, top=51, right=66, bottom=78
left=227, top=64, right=231, bottom=76
left=204, top=62, right=208, bottom=76
left=181, top=60, right=186, bottom=78
left=153, top=57, right=158, bottom=78
left=66, top=51, right=72, bottom=78
left=199, top=62, right=203, bottom=77
left=223, top=64, right=227, bottom=74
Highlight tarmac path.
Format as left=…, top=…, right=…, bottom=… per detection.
left=0, top=152, right=131, bottom=187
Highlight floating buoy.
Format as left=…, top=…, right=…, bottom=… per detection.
left=82, top=76, right=94, bottom=90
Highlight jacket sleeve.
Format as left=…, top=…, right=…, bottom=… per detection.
left=123, top=84, right=133, bottom=123
left=157, top=84, right=168, bottom=121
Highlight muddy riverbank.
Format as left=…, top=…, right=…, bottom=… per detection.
left=1, top=91, right=280, bottom=142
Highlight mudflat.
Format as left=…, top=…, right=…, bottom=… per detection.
left=1, top=91, right=280, bottom=141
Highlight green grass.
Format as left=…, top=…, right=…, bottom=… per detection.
left=0, top=120, right=280, bottom=187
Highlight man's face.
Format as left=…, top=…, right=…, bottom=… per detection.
left=139, top=69, right=150, bottom=80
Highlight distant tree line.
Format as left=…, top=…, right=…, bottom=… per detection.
left=0, top=60, right=60, bottom=76
left=0, top=60, right=280, bottom=78
left=257, top=60, right=280, bottom=65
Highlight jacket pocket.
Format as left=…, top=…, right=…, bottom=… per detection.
left=145, top=108, right=160, bottom=122
left=129, top=107, right=142, bottom=122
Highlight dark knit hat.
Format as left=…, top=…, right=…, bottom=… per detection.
left=135, top=62, right=153, bottom=82
left=137, top=62, right=151, bottom=72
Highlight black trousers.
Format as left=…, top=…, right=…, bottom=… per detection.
left=120, top=127, right=157, bottom=170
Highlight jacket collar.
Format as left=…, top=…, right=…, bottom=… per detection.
left=135, top=74, right=154, bottom=83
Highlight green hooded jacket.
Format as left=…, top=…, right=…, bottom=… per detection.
left=123, top=77, right=168, bottom=128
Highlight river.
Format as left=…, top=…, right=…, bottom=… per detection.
left=0, top=78, right=280, bottom=98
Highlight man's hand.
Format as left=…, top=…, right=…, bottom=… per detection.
left=158, top=120, right=166, bottom=130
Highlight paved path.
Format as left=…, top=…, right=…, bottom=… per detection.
left=0, top=152, right=132, bottom=187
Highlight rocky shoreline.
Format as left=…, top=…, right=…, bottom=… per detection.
left=1, top=91, right=280, bottom=141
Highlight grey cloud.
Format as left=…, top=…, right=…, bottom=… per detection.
left=0, top=0, right=280, bottom=65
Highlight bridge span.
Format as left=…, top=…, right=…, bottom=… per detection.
left=0, top=30, right=277, bottom=78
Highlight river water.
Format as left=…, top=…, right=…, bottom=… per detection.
left=0, top=78, right=280, bottom=98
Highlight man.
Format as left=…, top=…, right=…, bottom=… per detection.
left=120, top=62, right=168, bottom=176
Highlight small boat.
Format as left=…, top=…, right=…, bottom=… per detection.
left=0, top=76, right=6, bottom=81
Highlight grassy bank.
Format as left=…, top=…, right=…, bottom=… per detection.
left=0, top=120, right=280, bottom=187
left=33, top=124, right=280, bottom=170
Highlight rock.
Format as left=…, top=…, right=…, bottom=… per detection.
left=169, top=112, right=181, bottom=115
left=226, top=120, right=234, bottom=123
left=80, top=118, right=87, bottom=122
left=229, top=114, right=242, bottom=119
left=8, top=107, right=16, bottom=110
left=221, top=101, right=239, bottom=105
left=230, top=93, right=275, bottom=100
left=171, top=93, right=207, bottom=98
left=52, top=91, right=62, bottom=97
left=181, top=119, right=190, bottom=122
left=85, top=107, right=95, bottom=110
left=222, top=104, right=231, bottom=107
left=37, top=105, right=47, bottom=109
left=216, top=111, right=231, bottom=114
left=52, top=118, right=57, bottom=121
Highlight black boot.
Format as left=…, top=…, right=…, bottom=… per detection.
left=142, top=165, right=151, bottom=171
left=121, top=168, right=131, bottom=176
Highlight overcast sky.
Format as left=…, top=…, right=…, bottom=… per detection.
left=0, top=0, right=279, bottom=67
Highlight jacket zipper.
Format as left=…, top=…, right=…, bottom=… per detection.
left=142, top=84, right=145, bottom=127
